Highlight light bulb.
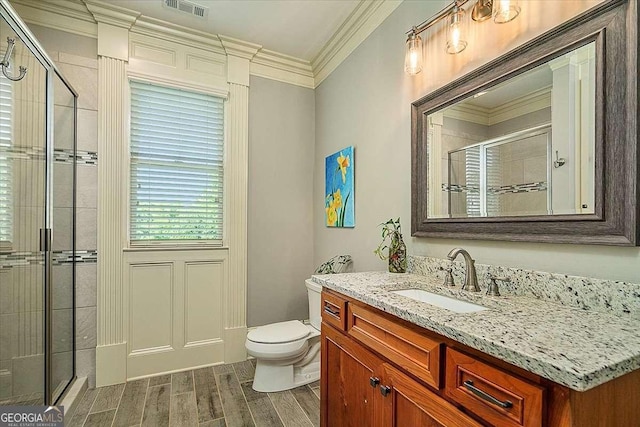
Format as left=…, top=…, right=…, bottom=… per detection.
left=404, top=30, right=423, bottom=75
left=446, top=6, right=467, bottom=54
left=493, top=0, right=521, bottom=23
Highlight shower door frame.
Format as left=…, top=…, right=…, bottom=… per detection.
left=0, top=0, right=79, bottom=405
left=447, top=124, right=553, bottom=218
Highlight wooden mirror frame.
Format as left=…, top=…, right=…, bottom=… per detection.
left=411, top=0, right=638, bottom=246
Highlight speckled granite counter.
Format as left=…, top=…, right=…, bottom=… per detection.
left=312, top=271, right=640, bottom=392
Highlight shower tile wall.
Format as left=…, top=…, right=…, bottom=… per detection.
left=496, top=136, right=548, bottom=216
left=54, top=51, right=98, bottom=388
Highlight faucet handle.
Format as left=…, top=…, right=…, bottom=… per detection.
left=486, top=274, right=510, bottom=296
left=439, top=266, right=455, bottom=287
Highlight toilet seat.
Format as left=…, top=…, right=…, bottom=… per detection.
left=246, top=321, right=319, bottom=360
left=247, top=320, right=310, bottom=344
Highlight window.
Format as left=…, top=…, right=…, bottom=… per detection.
left=129, top=81, right=224, bottom=243
left=0, top=74, right=13, bottom=245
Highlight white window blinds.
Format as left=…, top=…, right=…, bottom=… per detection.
left=129, top=81, right=224, bottom=243
left=0, top=74, right=13, bottom=244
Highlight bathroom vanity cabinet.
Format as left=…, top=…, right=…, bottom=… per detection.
left=320, top=289, right=640, bottom=427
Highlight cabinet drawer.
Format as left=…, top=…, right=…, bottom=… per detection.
left=321, top=291, right=347, bottom=331
left=382, top=363, right=484, bottom=427
left=347, top=303, right=443, bottom=389
left=445, top=348, right=544, bottom=427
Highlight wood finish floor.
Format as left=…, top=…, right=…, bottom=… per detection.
left=66, top=360, right=320, bottom=427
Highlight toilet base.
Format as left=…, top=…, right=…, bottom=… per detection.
left=251, top=354, right=320, bottom=392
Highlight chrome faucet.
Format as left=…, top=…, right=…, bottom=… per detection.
left=447, top=248, right=480, bottom=292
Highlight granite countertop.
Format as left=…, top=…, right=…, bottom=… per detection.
left=312, top=271, right=640, bottom=392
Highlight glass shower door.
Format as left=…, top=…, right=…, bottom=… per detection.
left=0, top=21, right=48, bottom=406
left=50, top=72, right=75, bottom=403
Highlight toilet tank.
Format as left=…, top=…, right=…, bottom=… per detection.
left=305, top=279, right=322, bottom=330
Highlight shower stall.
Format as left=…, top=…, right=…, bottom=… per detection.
left=0, top=0, right=77, bottom=405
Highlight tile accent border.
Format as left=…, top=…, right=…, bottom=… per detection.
left=6, top=146, right=97, bottom=165
left=0, top=251, right=44, bottom=268
left=441, top=181, right=547, bottom=194
left=408, top=255, right=640, bottom=317
left=0, top=250, right=97, bottom=268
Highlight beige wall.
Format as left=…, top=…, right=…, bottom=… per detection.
left=314, top=0, right=640, bottom=284
left=248, top=76, right=315, bottom=327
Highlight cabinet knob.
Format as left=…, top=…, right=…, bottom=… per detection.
left=380, top=385, right=391, bottom=397
left=369, top=377, right=380, bottom=388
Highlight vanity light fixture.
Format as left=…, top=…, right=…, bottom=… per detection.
left=404, top=27, right=423, bottom=75
left=493, top=0, right=521, bottom=24
left=404, top=0, right=521, bottom=75
left=446, top=6, right=467, bottom=54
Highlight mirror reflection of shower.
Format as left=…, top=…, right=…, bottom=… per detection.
left=447, top=125, right=552, bottom=218
left=427, top=41, right=596, bottom=219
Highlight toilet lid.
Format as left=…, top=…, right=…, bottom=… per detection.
left=247, top=320, right=310, bottom=344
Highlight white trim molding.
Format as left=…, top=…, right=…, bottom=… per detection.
left=444, top=87, right=552, bottom=126
left=96, top=55, right=128, bottom=387
left=9, top=0, right=97, bottom=38
left=311, top=0, right=403, bottom=87
left=224, top=76, right=250, bottom=363
left=10, top=0, right=403, bottom=88
left=90, top=2, right=139, bottom=386
left=251, top=49, right=314, bottom=89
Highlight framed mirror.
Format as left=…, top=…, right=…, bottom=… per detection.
left=411, top=0, right=638, bottom=246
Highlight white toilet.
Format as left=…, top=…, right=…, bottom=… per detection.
left=246, top=279, right=322, bottom=392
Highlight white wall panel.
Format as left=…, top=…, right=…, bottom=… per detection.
left=184, top=261, right=223, bottom=346
left=129, top=263, right=173, bottom=353
left=125, top=249, right=227, bottom=378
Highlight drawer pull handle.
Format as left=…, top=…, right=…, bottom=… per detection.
left=323, top=305, right=340, bottom=317
left=463, top=380, right=513, bottom=409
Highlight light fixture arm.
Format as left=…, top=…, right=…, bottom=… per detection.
left=407, top=0, right=470, bottom=37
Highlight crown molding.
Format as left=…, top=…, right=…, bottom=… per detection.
left=132, top=15, right=225, bottom=55
left=9, top=0, right=97, bottom=38
left=84, top=0, right=139, bottom=29
left=444, top=87, right=552, bottom=126
left=312, top=0, right=403, bottom=87
left=251, top=48, right=314, bottom=89
left=218, top=35, right=261, bottom=60
left=9, top=0, right=403, bottom=89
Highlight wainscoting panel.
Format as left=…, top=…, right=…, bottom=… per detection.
left=125, top=249, right=227, bottom=379
left=184, top=261, right=223, bottom=347
left=129, top=263, right=173, bottom=353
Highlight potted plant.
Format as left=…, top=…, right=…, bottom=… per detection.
left=374, top=218, right=407, bottom=273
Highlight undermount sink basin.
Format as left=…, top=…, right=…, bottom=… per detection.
left=391, top=289, right=488, bottom=313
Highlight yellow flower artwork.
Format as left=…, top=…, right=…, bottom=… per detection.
left=325, top=146, right=354, bottom=227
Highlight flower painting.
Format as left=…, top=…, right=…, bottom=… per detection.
left=325, top=146, right=354, bottom=227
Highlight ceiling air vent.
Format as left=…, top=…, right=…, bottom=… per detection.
left=163, top=0, right=209, bottom=19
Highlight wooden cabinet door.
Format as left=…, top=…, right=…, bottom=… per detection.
left=321, top=323, right=383, bottom=427
left=380, top=363, right=484, bottom=427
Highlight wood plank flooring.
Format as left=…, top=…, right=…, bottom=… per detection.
left=66, top=360, right=320, bottom=427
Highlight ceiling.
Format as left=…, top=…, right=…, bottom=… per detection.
left=108, top=0, right=361, bottom=61
left=464, top=66, right=553, bottom=110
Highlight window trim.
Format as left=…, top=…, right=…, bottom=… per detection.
left=125, top=75, right=228, bottom=249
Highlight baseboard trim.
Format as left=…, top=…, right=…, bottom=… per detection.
left=96, top=343, right=127, bottom=387
left=224, top=326, right=248, bottom=363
